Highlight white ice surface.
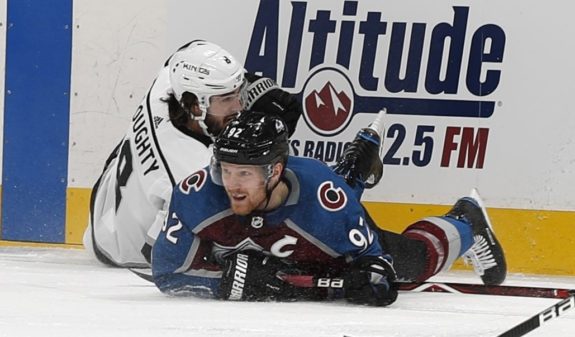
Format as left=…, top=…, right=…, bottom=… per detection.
left=1, top=246, right=574, bottom=337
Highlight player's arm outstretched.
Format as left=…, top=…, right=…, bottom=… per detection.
left=286, top=164, right=399, bottom=306
left=333, top=198, right=399, bottom=306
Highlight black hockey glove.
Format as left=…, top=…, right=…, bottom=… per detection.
left=344, top=256, right=398, bottom=306
left=244, top=74, right=302, bottom=137
left=219, top=252, right=306, bottom=301
left=333, top=129, right=383, bottom=189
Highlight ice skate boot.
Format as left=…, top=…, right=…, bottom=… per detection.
left=333, top=109, right=385, bottom=189
left=445, top=189, right=507, bottom=285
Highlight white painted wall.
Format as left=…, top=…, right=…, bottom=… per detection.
left=68, top=0, right=168, bottom=187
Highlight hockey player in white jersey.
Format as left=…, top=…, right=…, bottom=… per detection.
left=84, top=40, right=303, bottom=267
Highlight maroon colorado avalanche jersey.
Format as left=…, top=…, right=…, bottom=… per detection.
left=151, top=156, right=387, bottom=297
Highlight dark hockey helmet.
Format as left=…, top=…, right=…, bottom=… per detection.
left=213, top=111, right=289, bottom=166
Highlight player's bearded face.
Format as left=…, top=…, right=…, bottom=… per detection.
left=220, top=163, right=269, bottom=216
left=205, top=88, right=243, bottom=135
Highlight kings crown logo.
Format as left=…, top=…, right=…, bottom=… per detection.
left=245, top=0, right=506, bottom=136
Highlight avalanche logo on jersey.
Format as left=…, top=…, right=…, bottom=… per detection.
left=317, top=181, right=347, bottom=211
left=270, top=235, right=298, bottom=258
left=179, top=169, right=207, bottom=194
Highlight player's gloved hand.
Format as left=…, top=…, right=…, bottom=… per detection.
left=344, top=256, right=398, bottom=306
left=219, top=252, right=300, bottom=301
left=243, top=76, right=283, bottom=113
left=333, top=129, right=383, bottom=189
left=243, top=75, right=302, bottom=137
left=250, top=88, right=287, bottom=116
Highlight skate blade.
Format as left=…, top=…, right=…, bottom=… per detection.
left=469, top=188, right=494, bottom=231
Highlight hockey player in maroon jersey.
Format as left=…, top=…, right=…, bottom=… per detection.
left=151, top=112, right=506, bottom=306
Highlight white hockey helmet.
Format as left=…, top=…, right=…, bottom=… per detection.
left=169, top=40, right=245, bottom=120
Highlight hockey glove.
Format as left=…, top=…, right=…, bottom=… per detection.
left=243, top=74, right=302, bottom=137
left=344, top=256, right=398, bottom=306
left=219, top=252, right=305, bottom=301
left=333, top=129, right=383, bottom=189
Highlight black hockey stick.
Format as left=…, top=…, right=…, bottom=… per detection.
left=397, top=281, right=574, bottom=299
left=282, top=275, right=575, bottom=336
left=132, top=268, right=573, bottom=300
left=278, top=274, right=575, bottom=299
left=129, top=268, right=154, bottom=283
left=497, top=294, right=575, bottom=337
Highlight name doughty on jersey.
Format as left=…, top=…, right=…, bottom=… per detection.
left=132, top=105, right=160, bottom=176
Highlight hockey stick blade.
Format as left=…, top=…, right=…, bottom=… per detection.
left=129, top=268, right=154, bottom=283
left=278, top=274, right=575, bottom=299
left=497, top=294, right=575, bottom=337
left=367, top=108, right=387, bottom=137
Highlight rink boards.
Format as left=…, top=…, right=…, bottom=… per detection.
left=0, top=0, right=574, bottom=276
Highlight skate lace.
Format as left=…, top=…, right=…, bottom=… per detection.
left=463, top=235, right=497, bottom=276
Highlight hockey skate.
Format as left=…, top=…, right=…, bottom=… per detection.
left=333, top=110, right=385, bottom=189
left=445, top=189, right=507, bottom=285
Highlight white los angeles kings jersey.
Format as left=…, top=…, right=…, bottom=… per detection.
left=84, top=66, right=213, bottom=267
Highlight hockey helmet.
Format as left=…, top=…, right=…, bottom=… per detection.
left=210, top=112, right=289, bottom=187
left=168, top=40, right=245, bottom=118
left=214, top=112, right=289, bottom=166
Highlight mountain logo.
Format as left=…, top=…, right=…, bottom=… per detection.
left=302, top=67, right=354, bottom=136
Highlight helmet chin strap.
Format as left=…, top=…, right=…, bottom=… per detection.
left=261, top=181, right=275, bottom=211
left=197, top=119, right=213, bottom=138
left=187, top=104, right=215, bottom=138
left=259, top=165, right=283, bottom=211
